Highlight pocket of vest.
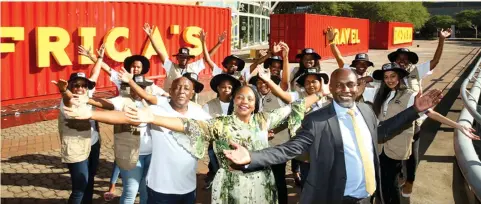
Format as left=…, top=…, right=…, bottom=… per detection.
left=63, top=136, right=89, bottom=157
left=114, top=134, right=140, bottom=160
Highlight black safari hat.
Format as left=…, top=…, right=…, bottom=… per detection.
left=372, top=62, right=410, bottom=81
left=132, top=75, right=153, bottom=87
left=264, top=56, right=283, bottom=68
left=68, top=72, right=96, bottom=90
left=350, top=53, right=374, bottom=68
left=248, top=75, right=281, bottom=86
left=388, top=48, right=419, bottom=64
left=210, top=74, right=241, bottom=94
left=295, top=48, right=321, bottom=60
left=222, top=55, right=246, bottom=71
left=296, top=68, right=329, bottom=86
left=182, top=72, right=204, bottom=93
left=173, top=47, right=195, bottom=58
left=124, top=55, right=150, bottom=75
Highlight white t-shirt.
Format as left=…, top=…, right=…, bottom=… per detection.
left=109, top=97, right=152, bottom=155
left=110, top=69, right=165, bottom=96
left=163, top=58, right=205, bottom=75
left=404, top=61, right=432, bottom=87
left=202, top=100, right=230, bottom=116
left=59, top=98, right=99, bottom=146
left=212, top=64, right=251, bottom=81
left=146, top=96, right=212, bottom=194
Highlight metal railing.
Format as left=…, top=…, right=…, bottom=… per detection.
left=456, top=51, right=481, bottom=202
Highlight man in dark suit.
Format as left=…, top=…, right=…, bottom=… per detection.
left=223, top=68, right=442, bottom=204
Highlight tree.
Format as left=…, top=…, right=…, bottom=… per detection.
left=455, top=10, right=481, bottom=38
left=421, top=15, right=456, bottom=38
left=275, top=2, right=430, bottom=30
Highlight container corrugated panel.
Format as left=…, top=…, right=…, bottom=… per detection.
left=369, top=22, right=390, bottom=49
left=270, top=14, right=369, bottom=63
left=369, top=21, right=413, bottom=50
left=1, top=2, right=231, bottom=105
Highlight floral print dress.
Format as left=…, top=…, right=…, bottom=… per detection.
left=171, top=99, right=306, bottom=204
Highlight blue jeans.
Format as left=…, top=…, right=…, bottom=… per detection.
left=147, top=187, right=196, bottom=204
left=110, top=162, right=121, bottom=185
left=67, top=141, right=100, bottom=204
left=119, top=154, right=152, bottom=204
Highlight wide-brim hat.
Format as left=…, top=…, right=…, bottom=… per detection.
left=173, top=47, right=195, bottom=58
left=372, top=62, right=410, bottom=80
left=388, top=48, right=419, bottom=64
left=222, top=55, right=245, bottom=71
left=350, top=53, right=374, bottom=68
left=210, top=74, right=242, bottom=94
left=264, top=56, right=283, bottom=69
left=182, top=72, right=204, bottom=93
left=132, top=75, right=153, bottom=87
left=68, top=72, right=96, bottom=90
left=296, top=69, right=329, bottom=86
left=124, top=55, right=150, bottom=75
left=248, top=75, right=281, bottom=86
left=295, top=48, right=321, bottom=60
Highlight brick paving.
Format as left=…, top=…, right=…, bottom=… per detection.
left=1, top=40, right=480, bottom=203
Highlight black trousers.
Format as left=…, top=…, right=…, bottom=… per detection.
left=271, top=162, right=288, bottom=204
left=405, top=124, right=421, bottom=182
left=379, top=151, right=402, bottom=204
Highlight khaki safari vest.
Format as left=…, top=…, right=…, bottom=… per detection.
left=206, top=98, right=224, bottom=117
left=405, top=64, right=426, bottom=126
left=378, top=89, right=416, bottom=160
left=112, top=86, right=151, bottom=170
left=58, top=103, right=96, bottom=163
left=262, top=92, right=291, bottom=147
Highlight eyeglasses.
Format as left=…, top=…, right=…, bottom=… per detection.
left=334, top=82, right=357, bottom=89
left=72, top=83, right=87, bottom=88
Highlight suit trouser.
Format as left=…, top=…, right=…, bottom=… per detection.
left=271, top=162, right=288, bottom=204
left=380, top=151, right=402, bottom=204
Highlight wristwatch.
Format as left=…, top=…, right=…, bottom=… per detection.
left=315, top=92, right=323, bottom=100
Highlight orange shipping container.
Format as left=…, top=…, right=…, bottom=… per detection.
left=270, top=13, right=369, bottom=63
left=1, top=2, right=231, bottom=105
left=369, top=21, right=414, bottom=50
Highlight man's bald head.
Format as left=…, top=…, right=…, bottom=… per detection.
left=329, top=68, right=358, bottom=108
left=169, top=77, right=195, bottom=109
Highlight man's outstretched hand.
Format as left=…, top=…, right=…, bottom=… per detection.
left=414, top=89, right=443, bottom=112
left=223, top=141, right=251, bottom=165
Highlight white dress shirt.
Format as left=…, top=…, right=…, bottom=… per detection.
left=333, top=101, right=376, bottom=198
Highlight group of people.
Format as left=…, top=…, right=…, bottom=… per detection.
left=53, top=23, right=479, bottom=204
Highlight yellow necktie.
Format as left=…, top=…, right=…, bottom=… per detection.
left=346, top=109, right=376, bottom=195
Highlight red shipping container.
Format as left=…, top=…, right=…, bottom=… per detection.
left=0, top=2, right=231, bottom=105
left=270, top=13, right=369, bottom=63
left=369, top=21, right=413, bottom=49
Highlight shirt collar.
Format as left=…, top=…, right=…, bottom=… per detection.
left=333, top=100, right=358, bottom=118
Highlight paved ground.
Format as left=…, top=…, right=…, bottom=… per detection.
left=1, top=40, right=480, bottom=203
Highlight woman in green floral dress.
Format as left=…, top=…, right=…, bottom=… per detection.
left=123, top=70, right=326, bottom=204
